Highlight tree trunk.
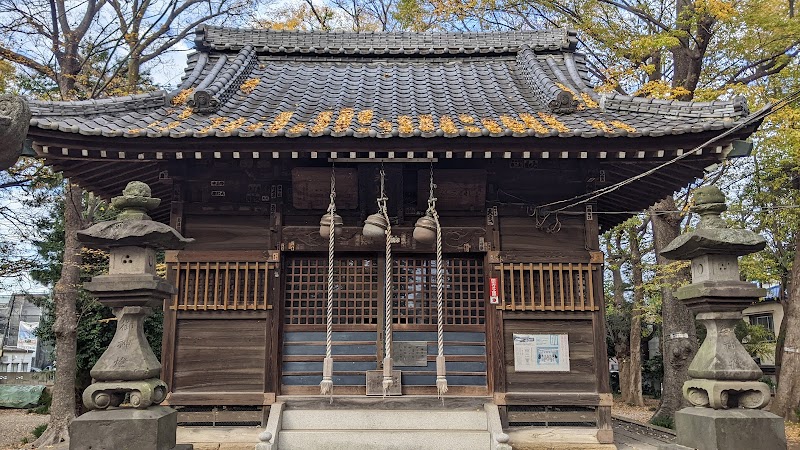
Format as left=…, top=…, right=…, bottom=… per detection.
left=650, top=196, right=698, bottom=422
left=626, top=226, right=645, bottom=407
left=610, top=252, right=631, bottom=399
left=771, top=230, right=800, bottom=421
left=33, top=183, right=82, bottom=446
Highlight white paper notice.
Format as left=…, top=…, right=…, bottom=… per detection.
left=513, top=333, right=570, bottom=372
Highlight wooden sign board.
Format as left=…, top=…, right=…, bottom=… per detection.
left=292, top=168, right=358, bottom=210
left=393, top=342, right=428, bottom=367
left=366, top=370, right=402, bottom=396
left=417, top=170, right=486, bottom=211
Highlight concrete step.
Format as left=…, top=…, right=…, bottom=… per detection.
left=281, top=408, right=488, bottom=430
left=277, top=429, right=492, bottom=450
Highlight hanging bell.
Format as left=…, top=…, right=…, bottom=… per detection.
left=363, top=212, right=389, bottom=238
left=319, top=212, right=343, bottom=238
left=413, top=213, right=437, bottom=244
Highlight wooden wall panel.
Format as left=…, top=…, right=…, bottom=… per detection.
left=173, top=319, right=267, bottom=392
left=183, top=215, right=270, bottom=250
left=503, top=318, right=597, bottom=393
left=499, top=216, right=587, bottom=256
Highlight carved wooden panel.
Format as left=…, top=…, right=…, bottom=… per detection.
left=292, top=167, right=358, bottom=210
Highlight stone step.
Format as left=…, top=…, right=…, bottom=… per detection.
left=277, top=429, right=492, bottom=450
left=281, top=408, right=488, bottom=430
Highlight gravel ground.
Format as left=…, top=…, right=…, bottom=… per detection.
left=611, top=395, right=661, bottom=424
left=0, top=409, right=49, bottom=450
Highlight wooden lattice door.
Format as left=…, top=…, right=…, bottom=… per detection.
left=281, top=254, right=487, bottom=395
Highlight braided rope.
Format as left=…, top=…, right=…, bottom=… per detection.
left=432, top=191, right=447, bottom=398
left=382, top=200, right=394, bottom=396
left=320, top=176, right=336, bottom=400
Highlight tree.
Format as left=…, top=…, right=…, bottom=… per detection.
left=107, top=0, right=253, bottom=92
left=33, top=182, right=85, bottom=446
left=649, top=197, right=697, bottom=422
left=626, top=219, right=648, bottom=407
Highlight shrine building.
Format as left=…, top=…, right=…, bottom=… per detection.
left=24, top=25, right=758, bottom=448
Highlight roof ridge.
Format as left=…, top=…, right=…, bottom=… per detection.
left=28, top=91, right=167, bottom=118
left=187, top=45, right=258, bottom=113
left=195, top=24, right=579, bottom=55
left=516, top=47, right=578, bottom=113
left=601, top=92, right=749, bottom=119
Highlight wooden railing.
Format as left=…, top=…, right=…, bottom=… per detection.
left=494, top=262, right=600, bottom=311
left=168, top=252, right=276, bottom=311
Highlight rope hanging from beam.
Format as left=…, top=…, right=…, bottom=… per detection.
left=428, top=167, right=448, bottom=398
left=320, top=167, right=337, bottom=401
left=376, top=166, right=395, bottom=397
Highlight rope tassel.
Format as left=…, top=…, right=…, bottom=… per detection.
left=436, top=355, right=448, bottom=398
left=382, top=356, right=394, bottom=397
left=320, top=356, right=334, bottom=400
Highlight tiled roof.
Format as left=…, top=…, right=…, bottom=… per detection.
left=28, top=26, right=749, bottom=140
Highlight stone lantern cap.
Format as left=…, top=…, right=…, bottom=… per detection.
left=78, top=181, right=193, bottom=250
left=661, top=186, right=765, bottom=260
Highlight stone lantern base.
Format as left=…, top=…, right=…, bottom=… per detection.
left=69, top=406, right=193, bottom=450
left=659, top=407, right=786, bottom=450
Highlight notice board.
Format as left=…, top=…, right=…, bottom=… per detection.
left=513, top=333, right=570, bottom=372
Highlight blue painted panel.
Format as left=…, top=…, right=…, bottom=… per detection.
left=282, top=375, right=366, bottom=386
left=394, top=331, right=485, bottom=342
left=283, top=361, right=378, bottom=372
left=284, top=331, right=377, bottom=342
left=402, top=375, right=487, bottom=386
left=427, top=344, right=485, bottom=356
left=283, top=344, right=377, bottom=355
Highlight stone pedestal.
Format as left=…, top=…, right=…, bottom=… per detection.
left=659, top=407, right=786, bottom=450
left=69, top=406, right=191, bottom=450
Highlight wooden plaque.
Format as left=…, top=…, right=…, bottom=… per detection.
left=366, top=370, right=402, bottom=396
left=393, top=342, right=428, bottom=367
left=292, top=167, right=358, bottom=209
left=417, top=169, right=486, bottom=211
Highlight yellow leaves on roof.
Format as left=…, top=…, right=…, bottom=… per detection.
left=481, top=118, right=503, bottom=134
left=378, top=119, right=392, bottom=133
left=178, top=108, right=194, bottom=120
left=358, top=110, right=374, bottom=125
left=419, top=115, right=435, bottom=133
left=586, top=119, right=637, bottom=133
left=538, top=113, right=570, bottom=133
left=172, top=89, right=193, bottom=106
left=580, top=93, right=599, bottom=109
left=310, top=111, right=333, bottom=134
left=169, top=108, right=628, bottom=137
left=586, top=119, right=613, bottom=133
left=398, top=116, right=414, bottom=134
left=610, top=120, right=637, bottom=133
left=439, top=116, right=458, bottom=134
left=221, top=118, right=247, bottom=133
left=334, top=108, right=355, bottom=133
left=519, top=114, right=549, bottom=134
left=499, top=115, right=526, bottom=134
left=269, top=111, right=294, bottom=133
left=240, top=78, right=260, bottom=95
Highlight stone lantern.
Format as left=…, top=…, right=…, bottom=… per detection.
left=659, top=186, right=786, bottom=450
left=0, top=94, right=30, bottom=171
left=71, top=181, right=193, bottom=450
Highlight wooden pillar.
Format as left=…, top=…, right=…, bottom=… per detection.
left=162, top=177, right=184, bottom=394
